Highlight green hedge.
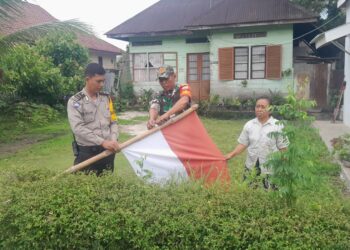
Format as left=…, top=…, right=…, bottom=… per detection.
left=1, top=172, right=350, bottom=249
left=1, top=113, right=350, bottom=249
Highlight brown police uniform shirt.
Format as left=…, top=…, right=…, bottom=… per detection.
left=67, top=88, right=118, bottom=146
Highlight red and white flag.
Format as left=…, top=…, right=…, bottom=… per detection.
left=121, top=111, right=230, bottom=184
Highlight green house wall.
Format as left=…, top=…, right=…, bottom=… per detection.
left=129, top=24, right=293, bottom=97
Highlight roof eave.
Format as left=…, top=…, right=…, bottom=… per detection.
left=106, top=30, right=193, bottom=41
left=88, top=48, right=122, bottom=55
left=338, top=0, right=347, bottom=8
left=311, top=23, right=350, bottom=49
left=186, top=18, right=318, bottom=31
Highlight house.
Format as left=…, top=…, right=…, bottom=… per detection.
left=311, top=0, right=350, bottom=125
left=293, top=23, right=345, bottom=110
left=106, top=0, right=317, bottom=100
left=0, top=2, right=124, bottom=92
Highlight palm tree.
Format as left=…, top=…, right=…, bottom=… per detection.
left=0, top=0, right=92, bottom=54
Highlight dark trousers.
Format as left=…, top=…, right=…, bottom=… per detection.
left=244, top=160, right=275, bottom=190
left=74, top=145, right=115, bottom=176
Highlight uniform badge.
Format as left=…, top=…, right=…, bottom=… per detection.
left=73, top=102, right=80, bottom=109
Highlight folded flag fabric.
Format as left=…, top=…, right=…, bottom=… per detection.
left=121, top=111, right=230, bottom=184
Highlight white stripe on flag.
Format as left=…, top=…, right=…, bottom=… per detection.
left=121, top=131, right=189, bottom=183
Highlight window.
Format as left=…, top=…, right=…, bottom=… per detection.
left=234, top=47, right=249, bottom=80
left=218, top=45, right=282, bottom=80
left=234, top=32, right=267, bottom=39
left=251, top=46, right=266, bottom=79
left=132, top=53, right=177, bottom=82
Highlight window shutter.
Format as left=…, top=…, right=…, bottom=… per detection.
left=266, top=45, right=282, bottom=80
left=218, top=48, right=234, bottom=80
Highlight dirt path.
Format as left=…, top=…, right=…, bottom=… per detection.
left=118, top=111, right=148, bottom=136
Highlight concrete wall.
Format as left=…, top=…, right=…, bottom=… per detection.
left=344, top=1, right=350, bottom=125
left=129, top=37, right=210, bottom=93
left=128, top=24, right=294, bottom=97
left=210, top=24, right=294, bottom=98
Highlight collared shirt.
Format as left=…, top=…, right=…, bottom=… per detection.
left=67, top=88, right=118, bottom=146
left=238, top=116, right=289, bottom=173
left=150, top=83, right=191, bottom=115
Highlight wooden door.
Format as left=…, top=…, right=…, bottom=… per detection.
left=310, top=64, right=328, bottom=109
left=187, top=53, right=210, bottom=100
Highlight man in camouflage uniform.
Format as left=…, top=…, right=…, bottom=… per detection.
left=67, top=63, right=119, bottom=175
left=147, top=65, right=192, bottom=129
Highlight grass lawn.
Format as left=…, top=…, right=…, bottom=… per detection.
left=0, top=115, right=247, bottom=180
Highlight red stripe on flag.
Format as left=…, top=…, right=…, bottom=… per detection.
left=162, top=112, right=230, bottom=184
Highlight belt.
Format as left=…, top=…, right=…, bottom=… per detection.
left=78, top=145, right=104, bottom=153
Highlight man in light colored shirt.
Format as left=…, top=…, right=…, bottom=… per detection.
left=67, top=63, right=120, bottom=176
left=225, top=97, right=289, bottom=188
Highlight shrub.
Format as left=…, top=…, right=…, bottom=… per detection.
left=0, top=44, right=65, bottom=106
left=272, top=87, right=316, bottom=121
left=0, top=172, right=349, bottom=249
left=332, top=134, right=350, bottom=162
left=268, top=89, right=286, bottom=106
left=9, top=102, right=60, bottom=128
left=267, top=90, right=321, bottom=205
left=116, top=81, right=136, bottom=111
left=137, top=88, right=155, bottom=111
left=35, top=32, right=89, bottom=94
left=222, top=97, right=241, bottom=110
left=198, top=94, right=222, bottom=115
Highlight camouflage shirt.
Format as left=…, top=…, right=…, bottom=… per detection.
left=150, top=83, right=191, bottom=115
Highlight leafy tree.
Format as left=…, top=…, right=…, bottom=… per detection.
left=290, top=0, right=345, bottom=29
left=0, top=44, right=65, bottom=106
left=35, top=32, right=89, bottom=93
left=0, top=0, right=92, bottom=108
left=290, top=0, right=328, bottom=14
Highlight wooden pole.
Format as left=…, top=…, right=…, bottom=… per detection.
left=59, top=104, right=199, bottom=175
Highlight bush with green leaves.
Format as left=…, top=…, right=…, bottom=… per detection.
left=35, top=32, right=89, bottom=93
left=0, top=44, right=65, bottom=107
left=198, top=94, right=221, bottom=115
left=116, top=81, right=136, bottom=111
left=0, top=171, right=349, bottom=249
left=10, top=102, right=60, bottom=128
left=272, top=87, right=316, bottom=121
left=332, top=134, right=350, bottom=162
left=137, top=88, right=155, bottom=111
left=266, top=90, right=321, bottom=205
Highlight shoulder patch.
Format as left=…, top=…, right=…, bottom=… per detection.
left=179, top=83, right=191, bottom=98
left=72, top=92, right=85, bottom=102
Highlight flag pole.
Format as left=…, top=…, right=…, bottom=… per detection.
left=59, top=104, right=199, bottom=175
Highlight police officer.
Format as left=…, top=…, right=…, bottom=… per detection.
left=147, top=65, right=192, bottom=129
left=67, top=63, right=120, bottom=175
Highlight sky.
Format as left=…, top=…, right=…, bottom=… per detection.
left=28, top=0, right=159, bottom=50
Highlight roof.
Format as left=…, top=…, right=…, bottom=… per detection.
left=0, top=2, right=123, bottom=54
left=0, top=2, right=56, bottom=36
left=76, top=33, right=123, bottom=54
left=106, top=0, right=317, bottom=40
left=338, top=0, right=348, bottom=8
